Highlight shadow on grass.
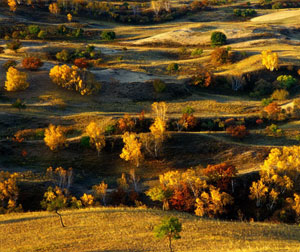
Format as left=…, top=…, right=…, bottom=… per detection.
left=0, top=215, right=50, bottom=225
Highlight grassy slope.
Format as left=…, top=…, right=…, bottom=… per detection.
left=1, top=207, right=300, bottom=252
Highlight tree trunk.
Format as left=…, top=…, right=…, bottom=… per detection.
left=56, top=210, right=65, bottom=227
left=168, top=236, right=173, bottom=252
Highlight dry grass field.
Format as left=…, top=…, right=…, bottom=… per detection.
left=1, top=207, right=300, bottom=252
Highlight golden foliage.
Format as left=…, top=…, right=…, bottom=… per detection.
left=92, top=181, right=108, bottom=205
left=195, top=186, right=233, bottom=218
left=67, top=13, right=72, bottom=22
left=152, top=102, right=167, bottom=121
left=8, top=0, right=17, bottom=12
left=44, top=124, right=66, bottom=151
left=86, top=122, right=106, bottom=156
left=49, top=65, right=100, bottom=95
left=120, top=132, right=143, bottom=167
left=5, top=67, right=29, bottom=92
left=261, top=50, right=279, bottom=71
left=49, top=3, right=60, bottom=15
left=80, top=193, right=94, bottom=207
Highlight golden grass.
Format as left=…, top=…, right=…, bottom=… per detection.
left=1, top=207, right=300, bottom=252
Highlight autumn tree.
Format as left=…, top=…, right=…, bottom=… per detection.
left=261, top=50, right=279, bottom=71
left=49, top=3, right=60, bottom=16
left=146, top=186, right=173, bottom=210
left=46, top=167, right=73, bottom=191
left=86, top=122, right=106, bottom=156
left=22, top=57, right=43, bottom=70
left=118, top=114, right=135, bottom=133
left=80, top=193, right=94, bottom=207
left=5, top=67, right=29, bottom=91
left=120, top=132, right=143, bottom=167
left=44, top=124, right=66, bottom=151
left=92, top=181, right=108, bottom=205
left=67, top=13, right=72, bottom=22
left=151, top=0, right=161, bottom=16
left=195, top=186, right=233, bottom=218
left=154, top=217, right=182, bottom=252
left=203, top=163, right=237, bottom=191
left=226, top=125, right=249, bottom=139
left=8, top=0, right=17, bottom=12
left=0, top=172, right=22, bottom=213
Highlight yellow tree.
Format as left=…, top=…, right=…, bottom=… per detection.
left=261, top=50, right=279, bottom=71
left=120, top=132, right=143, bottom=167
left=249, top=179, right=269, bottom=207
left=5, top=67, right=29, bottom=92
left=44, top=124, right=66, bottom=151
left=49, top=3, right=60, bottom=16
left=67, top=13, right=72, bottom=22
left=8, top=0, right=17, bottom=12
left=86, top=122, right=106, bottom=156
left=92, top=181, right=108, bottom=205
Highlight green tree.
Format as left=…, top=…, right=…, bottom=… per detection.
left=154, top=216, right=182, bottom=252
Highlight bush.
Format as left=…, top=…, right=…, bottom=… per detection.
left=101, top=30, right=116, bottom=41
left=192, top=68, right=213, bottom=87
left=211, top=31, right=227, bottom=47
left=6, top=40, right=22, bottom=52
left=37, top=30, right=47, bottom=40
left=191, top=48, right=203, bottom=57
left=152, top=79, right=166, bottom=93
left=211, top=47, right=230, bottom=66
left=276, top=75, right=297, bottom=89
left=226, top=125, right=249, bottom=139
left=74, top=58, right=89, bottom=69
left=233, top=9, right=256, bottom=17
left=261, top=97, right=273, bottom=106
left=56, top=49, right=71, bottom=62
left=271, top=89, right=289, bottom=100
left=28, top=25, right=40, bottom=36
left=22, top=57, right=43, bottom=70
left=250, top=79, right=273, bottom=98
left=49, top=64, right=101, bottom=95
left=166, top=63, right=179, bottom=73
left=266, top=123, right=283, bottom=136
left=2, top=60, right=17, bottom=70
left=272, top=2, right=282, bottom=9
left=5, top=67, right=29, bottom=92
left=11, top=98, right=26, bottom=111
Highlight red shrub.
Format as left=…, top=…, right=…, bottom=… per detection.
left=74, top=58, right=89, bottom=69
left=22, top=57, right=43, bottom=70
left=226, top=125, right=249, bottom=139
left=169, top=183, right=195, bottom=212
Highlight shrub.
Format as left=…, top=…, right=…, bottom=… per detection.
left=22, top=57, right=43, bottom=70
left=73, top=28, right=83, bottom=38
left=177, top=113, right=197, bottom=131
left=101, top=30, right=116, bottom=41
left=2, top=60, right=17, bottom=70
left=226, top=125, right=249, bottom=139
left=191, top=48, right=203, bottom=57
left=152, top=79, right=166, bottom=93
left=56, top=49, right=71, bottom=62
left=211, top=31, right=227, bottom=47
left=49, top=65, right=101, bottom=95
left=272, top=2, right=282, bottom=9
left=182, top=106, right=195, bottom=114
left=192, top=68, right=213, bottom=87
left=266, top=123, right=283, bottom=136
left=118, top=114, right=135, bottom=133
left=37, top=30, right=47, bottom=40
left=166, top=63, right=179, bottom=73
left=271, top=89, right=289, bottom=100
left=276, top=75, right=297, bottom=90
left=250, top=79, right=273, bottom=98
left=80, top=136, right=90, bottom=148
left=261, top=97, right=273, bottom=106
left=28, top=25, right=40, bottom=36
left=12, top=98, right=26, bottom=111
left=74, top=58, right=89, bottom=69
left=6, top=40, right=22, bottom=52
left=234, top=8, right=256, bottom=17
left=211, top=47, right=230, bottom=66
left=5, top=67, right=29, bottom=91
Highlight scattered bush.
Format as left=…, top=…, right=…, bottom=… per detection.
left=11, top=98, right=26, bottom=111
left=233, top=9, right=256, bottom=17
left=101, top=30, right=116, bottom=41
left=5, top=67, right=29, bottom=92
left=271, top=89, right=289, bottom=100
left=28, top=25, right=40, bottom=36
left=265, top=123, right=283, bottom=136
left=211, top=47, right=230, bottom=66
left=22, top=57, right=43, bottom=70
left=192, top=68, right=213, bottom=87
left=152, top=79, right=166, bottom=93
left=211, top=31, right=227, bottom=47
left=276, top=75, right=297, bottom=89
left=74, top=58, right=89, bottom=69
left=166, top=63, right=179, bottom=73
left=56, top=49, right=71, bottom=62
left=6, top=40, right=22, bottom=52
left=261, top=97, right=273, bottom=106
left=191, top=48, right=203, bottom=57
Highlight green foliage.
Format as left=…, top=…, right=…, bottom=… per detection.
left=105, top=125, right=115, bottom=135
left=250, top=79, right=273, bottom=98
left=182, top=106, right=195, bottom=115
left=261, top=97, right=273, bottom=106
left=266, top=124, right=283, bottom=136
left=28, top=25, right=40, bottom=36
left=101, top=30, right=116, bottom=41
left=272, top=2, right=282, bottom=9
left=211, top=31, right=227, bottom=47
left=166, top=63, right=179, bottom=73
left=37, top=30, right=47, bottom=40
left=56, top=49, right=71, bottom=62
left=277, top=75, right=297, bottom=90
left=73, top=28, right=83, bottom=38
left=153, top=79, right=166, bottom=93
left=11, top=98, right=26, bottom=111
left=80, top=136, right=90, bottom=147
left=271, top=89, right=289, bottom=101
left=233, top=9, right=257, bottom=17
left=154, top=216, right=182, bottom=252
left=2, top=60, right=17, bottom=70
left=191, top=48, right=203, bottom=57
